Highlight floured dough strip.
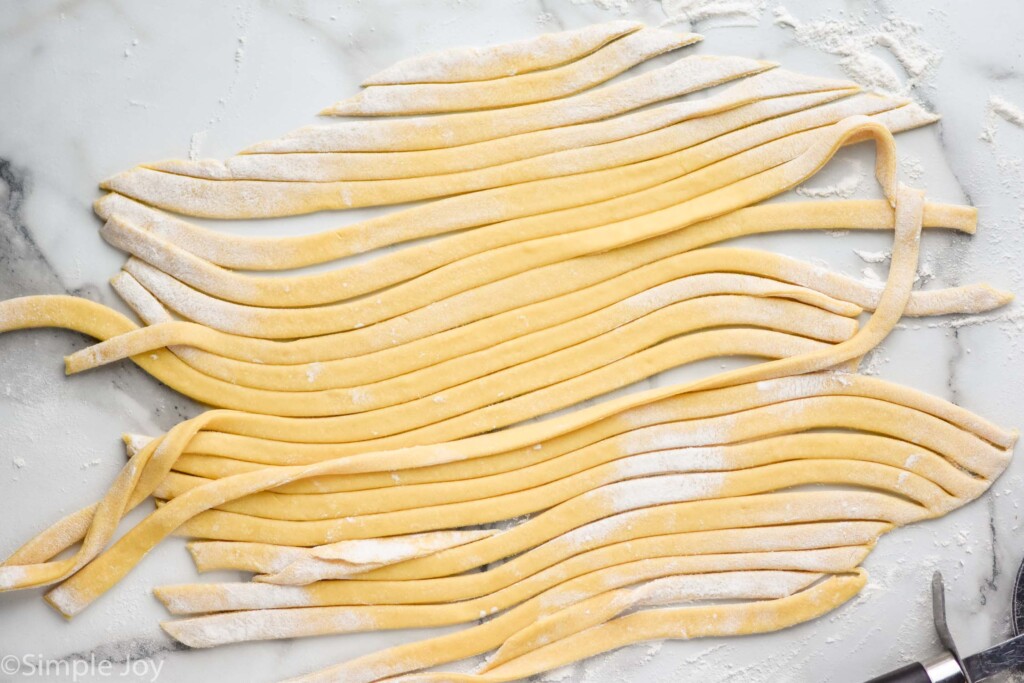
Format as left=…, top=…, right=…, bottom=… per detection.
left=112, top=112, right=920, bottom=338
left=74, top=200, right=991, bottom=371
left=108, top=86, right=855, bottom=268
left=168, top=376, right=1009, bottom=495
left=148, top=70, right=857, bottom=182
left=98, top=260, right=1005, bottom=393
left=104, top=82, right=878, bottom=219
left=245, top=55, right=774, bottom=154
left=153, top=425, right=987, bottom=524
left=325, top=28, right=700, bottom=116
left=362, top=574, right=864, bottom=683
left=104, top=272, right=860, bottom=390
left=161, top=566, right=819, bottom=648
left=159, top=521, right=885, bottom=612
left=111, top=78, right=863, bottom=270
left=278, top=571, right=863, bottom=683
left=105, top=93, right=899, bottom=299
left=0, top=176, right=1008, bottom=604
left=165, top=427, right=972, bottom=545
left=360, top=21, right=644, bottom=86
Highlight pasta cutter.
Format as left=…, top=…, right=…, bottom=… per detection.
left=864, top=557, right=1024, bottom=682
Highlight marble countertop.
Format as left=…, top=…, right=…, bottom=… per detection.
left=2, top=1, right=1024, bottom=681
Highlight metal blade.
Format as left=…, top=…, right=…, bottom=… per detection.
left=1013, top=556, right=1024, bottom=637
left=964, top=632, right=1024, bottom=681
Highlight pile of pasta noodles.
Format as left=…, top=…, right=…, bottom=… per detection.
left=0, top=21, right=1018, bottom=682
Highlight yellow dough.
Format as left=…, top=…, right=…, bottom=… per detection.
left=102, top=95, right=886, bottom=306
left=103, top=113, right=919, bottom=341
left=153, top=420, right=990, bottom=523
left=244, top=55, right=774, bottom=154
left=324, top=28, right=699, bottom=115
left=102, top=87, right=897, bottom=219
left=284, top=573, right=868, bottom=683
left=70, top=200, right=993, bottom=374
left=158, top=521, right=885, bottom=610
left=0, top=171, right=963, bottom=615
left=0, top=21, right=1019, bottom=683
left=359, top=21, right=644, bottom=86
left=162, top=567, right=822, bottom=648
left=147, top=70, right=856, bottom=182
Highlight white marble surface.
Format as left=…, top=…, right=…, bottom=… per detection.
left=1, top=1, right=1024, bottom=681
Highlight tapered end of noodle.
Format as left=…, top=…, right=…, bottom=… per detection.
left=160, top=619, right=208, bottom=648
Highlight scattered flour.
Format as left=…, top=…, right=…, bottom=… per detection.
left=854, top=249, right=890, bottom=264
left=795, top=169, right=864, bottom=198
left=981, top=95, right=1024, bottom=143
left=773, top=7, right=942, bottom=99
left=571, top=0, right=765, bottom=29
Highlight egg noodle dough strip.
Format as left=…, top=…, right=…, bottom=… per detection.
left=74, top=199, right=993, bottom=374
left=103, top=78, right=882, bottom=219
left=284, top=572, right=866, bottom=683
left=82, top=246, right=1005, bottom=396
left=358, top=20, right=644, bottom=86
left=0, top=154, right=943, bottom=604
left=104, top=111, right=928, bottom=342
left=147, top=70, right=855, bottom=182
left=161, top=563, right=826, bottom=649
left=159, top=520, right=886, bottom=612
left=148, top=368, right=1009, bottom=501
left=245, top=55, right=778, bottom=154
left=102, top=91, right=886, bottom=306
left=152, top=405, right=994, bottom=523
left=166, top=412, right=993, bottom=545
left=107, top=71, right=859, bottom=272
left=324, top=28, right=699, bottom=116
left=108, top=275, right=857, bottom=408
left=101, top=269, right=861, bottom=392
left=115, top=74, right=867, bottom=271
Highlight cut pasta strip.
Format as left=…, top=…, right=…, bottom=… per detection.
left=349, top=573, right=866, bottom=683
left=159, top=521, right=885, bottom=611
left=152, top=427, right=988, bottom=523
left=72, top=201, right=994, bottom=372
left=103, top=87, right=894, bottom=220
left=104, top=273, right=860, bottom=390
left=325, top=28, right=700, bottom=116
left=162, top=567, right=821, bottom=648
left=148, top=70, right=857, bottom=182
left=0, top=169, right=996, bottom=616
left=245, top=54, right=774, bottom=154
left=111, top=76, right=864, bottom=271
left=103, top=94, right=882, bottom=305
left=166, top=453, right=958, bottom=546
left=360, top=20, right=644, bottom=86
left=112, top=113, right=917, bottom=338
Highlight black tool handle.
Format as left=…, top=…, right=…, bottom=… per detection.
left=864, top=662, right=932, bottom=683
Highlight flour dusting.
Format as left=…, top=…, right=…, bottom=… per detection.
left=773, top=7, right=942, bottom=99
left=981, top=95, right=1024, bottom=143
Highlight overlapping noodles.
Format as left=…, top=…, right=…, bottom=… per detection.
left=100, top=95, right=923, bottom=308
left=116, top=70, right=864, bottom=268
left=146, top=70, right=856, bottom=182
left=101, top=93, right=886, bottom=307
left=245, top=54, right=777, bottom=154
left=160, top=521, right=887, bottom=610
left=0, top=154, right=964, bottom=613
left=152, top=403, right=995, bottom=522
left=352, top=573, right=866, bottom=683
left=359, top=20, right=644, bottom=86
left=0, top=20, right=1017, bottom=683
left=103, top=69, right=879, bottom=219
left=324, top=28, right=700, bottom=115
left=71, top=200, right=998, bottom=374
left=99, top=112, right=923, bottom=341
